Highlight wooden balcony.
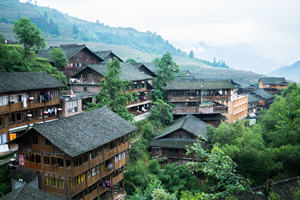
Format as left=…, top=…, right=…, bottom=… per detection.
left=173, top=105, right=227, bottom=115
left=70, top=181, right=86, bottom=197
left=44, top=165, right=65, bottom=176
left=167, top=96, right=201, bottom=102
left=24, top=160, right=42, bottom=171
left=202, top=95, right=230, bottom=101
left=104, top=147, right=117, bottom=160
left=115, top=159, right=126, bottom=170
left=0, top=98, right=60, bottom=114
left=112, top=172, right=124, bottom=186
left=90, top=155, right=104, bottom=169
left=125, top=87, right=147, bottom=93
left=83, top=187, right=109, bottom=200
left=117, top=142, right=129, bottom=153
left=44, top=185, right=65, bottom=196
left=72, top=161, right=89, bottom=177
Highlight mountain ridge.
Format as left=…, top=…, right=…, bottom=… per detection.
left=269, top=60, right=300, bottom=83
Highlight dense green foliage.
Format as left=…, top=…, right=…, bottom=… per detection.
left=13, top=18, right=45, bottom=57
left=0, top=33, right=4, bottom=43
left=50, top=47, right=68, bottom=70
left=206, top=83, right=300, bottom=186
left=87, top=58, right=135, bottom=121
left=0, top=44, right=67, bottom=85
left=182, top=146, right=250, bottom=199
left=125, top=121, right=201, bottom=200
left=152, top=53, right=179, bottom=101
left=0, top=165, right=12, bottom=197
left=125, top=58, right=137, bottom=64
left=31, top=12, right=60, bottom=35
left=149, top=100, right=174, bottom=129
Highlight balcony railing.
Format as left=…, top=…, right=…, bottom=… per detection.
left=173, top=105, right=228, bottom=114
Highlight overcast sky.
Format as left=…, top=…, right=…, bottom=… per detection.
left=29, top=0, right=300, bottom=73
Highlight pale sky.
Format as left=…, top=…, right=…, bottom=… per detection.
left=29, top=0, right=300, bottom=73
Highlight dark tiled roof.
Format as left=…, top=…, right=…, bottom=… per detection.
left=0, top=72, right=64, bottom=94
left=259, top=77, right=288, bottom=85
left=3, top=184, right=62, bottom=200
left=142, top=62, right=157, bottom=74
left=16, top=106, right=136, bottom=157
left=154, top=115, right=208, bottom=141
left=247, top=94, right=259, bottom=103
left=250, top=88, right=274, bottom=100
left=11, top=167, right=38, bottom=183
left=94, top=51, right=123, bottom=62
left=73, top=63, right=153, bottom=81
left=150, top=138, right=197, bottom=149
left=38, top=44, right=103, bottom=62
left=164, top=79, right=236, bottom=90
left=132, top=63, right=157, bottom=77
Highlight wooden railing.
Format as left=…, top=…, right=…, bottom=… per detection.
left=72, top=161, right=89, bottom=177
left=24, top=160, right=42, bottom=171
left=168, top=96, right=201, bottom=102
left=44, top=165, right=65, bottom=176
left=0, top=97, right=60, bottom=114
left=173, top=105, right=227, bottom=114
left=117, top=142, right=129, bottom=153
left=115, top=158, right=126, bottom=170
left=112, top=172, right=124, bottom=186
left=44, top=185, right=65, bottom=196
left=104, top=147, right=117, bottom=160
left=70, top=181, right=86, bottom=196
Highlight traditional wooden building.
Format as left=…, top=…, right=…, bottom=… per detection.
left=0, top=72, right=63, bottom=154
left=70, top=63, right=153, bottom=116
left=258, top=77, right=289, bottom=94
left=150, top=115, right=208, bottom=164
left=247, top=94, right=259, bottom=114
left=164, top=79, right=248, bottom=123
left=38, top=44, right=103, bottom=78
left=9, top=106, right=136, bottom=200
left=249, top=88, right=274, bottom=109
left=94, top=51, right=123, bottom=63
left=132, top=63, right=157, bottom=78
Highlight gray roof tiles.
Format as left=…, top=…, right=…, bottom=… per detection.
left=74, top=63, right=153, bottom=81
left=250, top=88, right=274, bottom=100
left=259, top=77, right=288, bottom=85
left=25, top=106, right=136, bottom=157
left=94, top=51, right=123, bottom=62
left=3, top=184, right=63, bottom=200
left=154, top=115, right=208, bottom=141
left=0, top=72, right=64, bottom=94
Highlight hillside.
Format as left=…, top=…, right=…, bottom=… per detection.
left=269, top=61, right=300, bottom=83
left=0, top=0, right=186, bottom=57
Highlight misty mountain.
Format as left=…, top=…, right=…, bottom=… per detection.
left=269, top=61, right=300, bottom=83
left=0, top=0, right=185, bottom=57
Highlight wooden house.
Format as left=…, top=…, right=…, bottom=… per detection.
left=150, top=115, right=208, bottom=164
left=0, top=72, right=64, bottom=154
left=9, top=106, right=136, bottom=200
left=132, top=63, right=157, bottom=78
left=249, top=88, right=274, bottom=109
left=164, top=79, right=248, bottom=123
left=70, top=63, right=153, bottom=116
left=247, top=94, right=259, bottom=114
left=258, top=77, right=289, bottom=94
left=38, top=44, right=103, bottom=78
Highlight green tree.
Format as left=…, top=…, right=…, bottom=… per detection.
left=125, top=58, right=137, bottom=64
left=0, top=33, right=4, bottom=44
left=13, top=18, right=45, bottom=57
left=149, top=99, right=173, bottom=128
left=152, top=52, right=179, bottom=101
left=87, top=58, right=135, bottom=121
left=151, top=188, right=177, bottom=200
left=185, top=145, right=250, bottom=199
left=50, top=47, right=68, bottom=70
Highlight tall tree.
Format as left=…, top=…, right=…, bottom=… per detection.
left=50, top=47, right=68, bottom=70
left=0, top=33, right=4, bottom=44
left=87, top=58, right=136, bottom=121
left=152, top=52, right=179, bottom=101
left=13, top=18, right=45, bottom=57
left=149, top=99, right=173, bottom=128
left=189, top=50, right=194, bottom=59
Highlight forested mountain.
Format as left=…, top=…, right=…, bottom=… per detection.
left=0, top=0, right=185, bottom=57
left=269, top=60, right=300, bottom=83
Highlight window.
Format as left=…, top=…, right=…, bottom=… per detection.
left=83, top=86, right=87, bottom=92
left=67, top=100, right=78, bottom=113
left=0, top=96, right=8, bottom=106
left=57, top=158, right=64, bottom=167
left=9, top=95, right=18, bottom=103
left=186, top=90, right=197, bottom=96
left=16, top=113, right=22, bottom=121
left=66, top=160, right=71, bottom=167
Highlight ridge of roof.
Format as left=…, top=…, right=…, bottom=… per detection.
left=0, top=71, right=64, bottom=94
left=164, top=79, right=236, bottom=90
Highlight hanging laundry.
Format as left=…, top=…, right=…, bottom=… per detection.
left=105, top=181, right=110, bottom=188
